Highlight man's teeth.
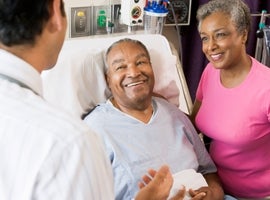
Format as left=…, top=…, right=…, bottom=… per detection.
left=126, top=81, right=144, bottom=87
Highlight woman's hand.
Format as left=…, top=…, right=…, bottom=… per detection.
left=190, top=173, right=224, bottom=200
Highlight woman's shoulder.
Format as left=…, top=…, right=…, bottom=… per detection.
left=251, top=56, right=270, bottom=78
left=252, top=56, right=270, bottom=68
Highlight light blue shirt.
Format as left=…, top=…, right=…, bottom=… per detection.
left=84, top=97, right=216, bottom=200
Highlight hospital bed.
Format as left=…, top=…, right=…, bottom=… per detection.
left=41, top=33, right=193, bottom=118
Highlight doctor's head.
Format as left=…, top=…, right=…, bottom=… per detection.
left=0, top=0, right=66, bottom=46
left=0, top=0, right=67, bottom=71
left=105, top=38, right=155, bottom=110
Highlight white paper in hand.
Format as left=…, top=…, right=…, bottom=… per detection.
left=168, top=169, right=208, bottom=200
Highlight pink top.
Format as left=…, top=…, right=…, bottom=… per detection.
left=195, top=57, right=270, bottom=198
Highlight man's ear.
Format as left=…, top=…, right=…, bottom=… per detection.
left=47, top=0, right=66, bottom=32
left=105, top=73, right=111, bottom=89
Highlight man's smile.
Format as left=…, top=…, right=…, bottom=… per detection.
left=124, top=80, right=146, bottom=87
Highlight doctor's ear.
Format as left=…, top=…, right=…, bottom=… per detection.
left=47, top=0, right=66, bottom=32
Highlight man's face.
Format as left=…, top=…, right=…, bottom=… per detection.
left=106, top=41, right=155, bottom=109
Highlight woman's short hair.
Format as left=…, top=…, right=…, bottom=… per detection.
left=196, top=0, right=251, bottom=34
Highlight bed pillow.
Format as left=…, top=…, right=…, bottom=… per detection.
left=42, top=48, right=110, bottom=117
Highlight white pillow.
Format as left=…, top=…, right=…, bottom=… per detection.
left=42, top=48, right=111, bottom=117
left=149, top=48, right=180, bottom=106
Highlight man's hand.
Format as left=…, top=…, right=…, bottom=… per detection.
left=135, top=165, right=187, bottom=200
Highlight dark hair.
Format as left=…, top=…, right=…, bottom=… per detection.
left=0, top=0, right=65, bottom=46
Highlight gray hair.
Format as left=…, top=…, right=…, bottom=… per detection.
left=104, top=38, right=151, bottom=72
left=196, top=0, right=251, bottom=34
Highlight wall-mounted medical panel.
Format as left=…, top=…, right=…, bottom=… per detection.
left=65, top=0, right=156, bottom=38
left=70, top=7, right=91, bottom=37
left=92, top=5, right=112, bottom=35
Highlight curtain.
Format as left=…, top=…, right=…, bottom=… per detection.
left=180, top=0, right=270, bottom=101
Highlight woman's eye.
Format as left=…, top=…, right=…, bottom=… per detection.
left=201, top=36, right=208, bottom=43
left=216, top=32, right=227, bottom=39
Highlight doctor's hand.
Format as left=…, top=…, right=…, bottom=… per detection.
left=134, top=165, right=188, bottom=200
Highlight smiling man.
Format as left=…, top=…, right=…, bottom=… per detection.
left=83, top=38, right=224, bottom=200
left=105, top=38, right=155, bottom=123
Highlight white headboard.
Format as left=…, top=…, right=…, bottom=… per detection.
left=41, top=34, right=192, bottom=118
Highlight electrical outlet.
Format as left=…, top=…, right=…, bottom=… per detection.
left=70, top=6, right=91, bottom=37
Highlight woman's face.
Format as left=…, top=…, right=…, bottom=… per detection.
left=199, top=12, right=247, bottom=70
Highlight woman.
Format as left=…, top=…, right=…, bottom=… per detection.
left=191, top=0, right=270, bottom=199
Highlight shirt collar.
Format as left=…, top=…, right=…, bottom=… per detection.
left=0, top=49, right=43, bottom=96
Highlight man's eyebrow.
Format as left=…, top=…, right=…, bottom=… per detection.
left=111, top=58, right=125, bottom=66
left=135, top=53, right=149, bottom=60
left=110, top=52, right=149, bottom=66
